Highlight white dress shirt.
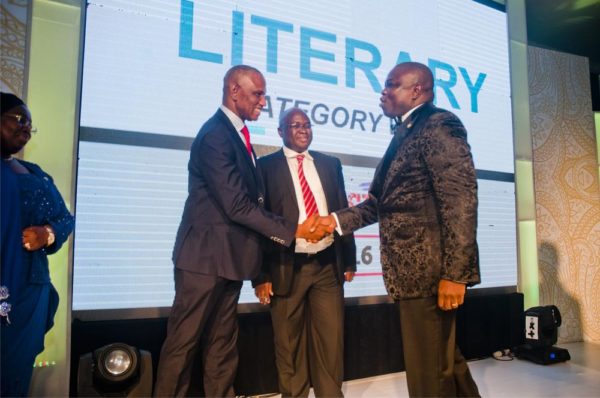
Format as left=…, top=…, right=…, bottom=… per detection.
left=220, top=105, right=255, bottom=165
left=282, top=146, right=333, bottom=253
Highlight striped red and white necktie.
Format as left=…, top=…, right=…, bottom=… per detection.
left=296, top=155, right=318, bottom=218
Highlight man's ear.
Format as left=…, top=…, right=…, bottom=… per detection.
left=412, top=83, right=422, bottom=100
left=277, top=128, right=284, bottom=138
left=230, top=83, right=240, bottom=100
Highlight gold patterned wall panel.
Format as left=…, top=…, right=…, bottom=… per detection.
left=0, top=0, right=28, bottom=96
left=529, top=46, right=600, bottom=343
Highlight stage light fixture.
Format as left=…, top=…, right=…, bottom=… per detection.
left=78, top=343, right=152, bottom=397
left=94, top=343, right=138, bottom=391
left=514, top=305, right=570, bottom=365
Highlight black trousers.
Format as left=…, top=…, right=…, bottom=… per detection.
left=154, top=269, right=242, bottom=397
left=397, top=296, right=480, bottom=397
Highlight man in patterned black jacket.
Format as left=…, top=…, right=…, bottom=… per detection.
left=319, top=62, right=481, bottom=397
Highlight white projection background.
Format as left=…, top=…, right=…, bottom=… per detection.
left=73, top=0, right=517, bottom=312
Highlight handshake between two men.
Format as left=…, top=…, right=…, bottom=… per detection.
left=294, top=214, right=337, bottom=242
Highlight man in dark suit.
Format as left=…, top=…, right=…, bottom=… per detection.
left=253, top=108, right=356, bottom=397
left=154, top=66, right=330, bottom=397
left=318, top=62, right=481, bottom=397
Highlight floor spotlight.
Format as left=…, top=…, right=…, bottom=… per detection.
left=514, top=305, right=570, bottom=365
left=78, top=343, right=152, bottom=397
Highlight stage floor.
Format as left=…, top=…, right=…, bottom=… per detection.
left=256, top=341, right=600, bottom=397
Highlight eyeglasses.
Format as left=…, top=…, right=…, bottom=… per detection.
left=3, top=114, right=37, bottom=133
left=287, top=123, right=312, bottom=130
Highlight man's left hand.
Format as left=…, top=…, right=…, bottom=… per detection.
left=254, top=282, right=273, bottom=305
left=437, top=279, right=466, bottom=311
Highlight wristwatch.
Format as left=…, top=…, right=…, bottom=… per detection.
left=45, top=225, right=55, bottom=246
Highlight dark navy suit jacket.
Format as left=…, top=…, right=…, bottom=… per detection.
left=253, top=149, right=356, bottom=295
left=172, top=109, right=296, bottom=281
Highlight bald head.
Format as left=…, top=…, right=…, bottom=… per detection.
left=278, top=107, right=312, bottom=153
left=380, top=62, right=435, bottom=118
left=222, top=65, right=262, bottom=95
left=279, top=107, right=306, bottom=128
left=222, top=65, right=267, bottom=122
left=392, top=62, right=434, bottom=101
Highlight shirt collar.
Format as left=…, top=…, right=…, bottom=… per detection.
left=220, top=104, right=245, bottom=132
left=401, top=103, right=425, bottom=122
left=282, top=145, right=313, bottom=161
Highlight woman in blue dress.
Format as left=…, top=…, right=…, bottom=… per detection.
left=1, top=92, right=74, bottom=396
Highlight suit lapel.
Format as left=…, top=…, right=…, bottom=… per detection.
left=400, top=102, right=437, bottom=141
left=374, top=102, right=438, bottom=199
left=312, top=152, right=335, bottom=210
left=370, top=130, right=403, bottom=200
left=216, top=110, right=260, bottom=181
left=275, top=150, right=300, bottom=217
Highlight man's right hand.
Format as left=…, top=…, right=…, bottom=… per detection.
left=317, top=215, right=337, bottom=231
left=295, top=214, right=334, bottom=242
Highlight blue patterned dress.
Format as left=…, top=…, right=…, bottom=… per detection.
left=1, top=159, right=74, bottom=397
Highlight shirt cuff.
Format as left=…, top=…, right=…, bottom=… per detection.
left=332, top=212, right=343, bottom=235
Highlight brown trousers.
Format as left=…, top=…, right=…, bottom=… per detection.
left=270, top=261, right=344, bottom=398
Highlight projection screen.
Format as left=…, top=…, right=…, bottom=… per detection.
left=73, top=0, right=517, bottom=313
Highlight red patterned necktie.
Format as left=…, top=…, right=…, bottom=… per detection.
left=297, top=155, right=318, bottom=218
left=241, top=125, right=252, bottom=158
